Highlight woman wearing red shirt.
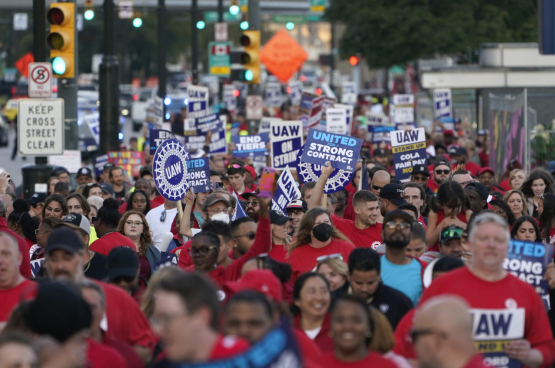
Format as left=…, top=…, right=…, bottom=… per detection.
left=268, top=210, right=292, bottom=263
left=287, top=208, right=354, bottom=281
left=293, top=273, right=334, bottom=352
left=538, top=193, right=555, bottom=246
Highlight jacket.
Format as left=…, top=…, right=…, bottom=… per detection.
left=145, top=243, right=161, bottom=272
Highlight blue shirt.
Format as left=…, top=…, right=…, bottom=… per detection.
left=380, top=255, right=423, bottom=305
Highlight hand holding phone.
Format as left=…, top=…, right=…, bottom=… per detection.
left=258, top=167, right=276, bottom=198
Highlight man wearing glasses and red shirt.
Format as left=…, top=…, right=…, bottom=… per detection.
left=427, top=161, right=452, bottom=193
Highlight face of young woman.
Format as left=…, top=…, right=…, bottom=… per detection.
left=317, top=263, right=346, bottom=292
left=45, top=201, right=64, bottom=218
left=331, top=300, right=369, bottom=353
left=510, top=171, right=526, bottom=190
left=294, top=276, right=330, bottom=320
left=507, top=193, right=523, bottom=216
left=532, top=179, right=546, bottom=198
left=514, top=221, right=537, bottom=242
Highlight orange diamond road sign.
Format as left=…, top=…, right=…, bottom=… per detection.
left=260, top=29, right=308, bottom=83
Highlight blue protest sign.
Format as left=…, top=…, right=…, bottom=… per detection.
left=301, top=129, right=362, bottom=172
left=270, top=121, right=303, bottom=169
left=149, top=129, right=175, bottom=155
left=84, top=113, right=100, bottom=145
left=372, top=126, right=395, bottom=143
left=391, top=128, right=427, bottom=182
left=439, top=117, right=455, bottom=131
left=196, top=113, right=220, bottom=135
left=186, top=157, right=210, bottom=193
left=153, top=251, right=178, bottom=271
left=289, top=81, right=302, bottom=106
left=296, top=144, right=354, bottom=193
left=231, top=133, right=269, bottom=157
left=94, top=154, right=108, bottom=177
left=30, top=259, right=43, bottom=278
left=153, top=139, right=190, bottom=201
left=208, top=117, right=227, bottom=154
left=434, top=88, right=452, bottom=119
left=187, top=85, right=209, bottom=119
left=271, top=167, right=301, bottom=215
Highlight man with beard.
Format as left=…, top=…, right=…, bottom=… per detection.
left=379, top=183, right=407, bottom=216
left=428, top=161, right=451, bottom=193
left=230, top=217, right=257, bottom=259
left=242, top=192, right=260, bottom=223
left=285, top=200, right=306, bottom=236
left=380, top=210, right=424, bottom=305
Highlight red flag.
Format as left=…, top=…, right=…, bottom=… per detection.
left=15, top=52, right=34, bottom=78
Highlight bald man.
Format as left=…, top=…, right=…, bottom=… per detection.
left=0, top=199, right=32, bottom=278
left=413, top=296, right=487, bottom=368
left=371, top=170, right=390, bottom=223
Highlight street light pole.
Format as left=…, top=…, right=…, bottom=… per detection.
left=158, top=0, right=167, bottom=121
left=191, top=0, right=199, bottom=85
left=217, top=0, right=224, bottom=105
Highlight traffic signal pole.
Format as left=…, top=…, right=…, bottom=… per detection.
left=33, top=0, right=47, bottom=165
left=192, top=0, right=199, bottom=85
left=99, top=0, right=121, bottom=154
left=158, top=0, right=167, bottom=121
left=247, top=0, right=260, bottom=134
left=217, top=0, right=224, bottom=105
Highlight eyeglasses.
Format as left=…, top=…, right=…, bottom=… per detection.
left=316, top=253, right=344, bottom=262
left=111, top=275, right=135, bottom=284
left=435, top=170, right=450, bottom=175
left=384, top=220, right=410, bottom=229
left=233, top=232, right=255, bottom=240
left=228, top=164, right=242, bottom=169
left=372, top=185, right=383, bottom=191
left=409, top=328, right=447, bottom=343
left=188, top=245, right=217, bottom=256
left=207, top=208, right=230, bottom=214
left=245, top=201, right=259, bottom=207
left=125, top=221, right=143, bottom=226
left=160, top=209, right=166, bottom=222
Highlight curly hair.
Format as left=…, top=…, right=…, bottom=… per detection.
left=117, top=211, right=153, bottom=257
left=42, top=194, right=68, bottom=219
left=503, top=189, right=528, bottom=216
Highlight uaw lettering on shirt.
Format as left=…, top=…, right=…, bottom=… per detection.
left=272, top=124, right=301, bottom=167
left=307, top=131, right=358, bottom=165
left=186, top=159, right=208, bottom=187
left=25, top=104, right=57, bottom=149
left=471, top=308, right=525, bottom=368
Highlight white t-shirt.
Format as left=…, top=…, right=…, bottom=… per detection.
left=304, top=326, right=322, bottom=340
left=145, top=205, right=178, bottom=250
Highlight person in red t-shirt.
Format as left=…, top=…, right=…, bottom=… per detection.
left=151, top=272, right=249, bottom=365
left=412, top=296, right=489, bottom=368
left=427, top=161, right=451, bottom=194
left=268, top=210, right=292, bottom=263
left=314, top=294, right=397, bottom=368
left=227, top=164, right=254, bottom=196
left=478, top=167, right=505, bottom=195
left=90, top=198, right=137, bottom=256
left=0, top=232, right=37, bottom=326
left=449, top=147, right=481, bottom=177
left=308, top=162, right=383, bottom=250
left=0, top=200, right=32, bottom=278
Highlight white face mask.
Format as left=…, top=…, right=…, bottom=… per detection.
left=211, top=212, right=230, bottom=224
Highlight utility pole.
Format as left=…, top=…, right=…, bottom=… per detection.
left=191, top=0, right=199, bottom=84
left=217, top=0, right=224, bottom=105
left=99, top=0, right=121, bottom=154
left=247, top=0, right=260, bottom=134
left=330, top=21, right=336, bottom=92
left=158, top=0, right=167, bottom=121
left=33, top=0, right=47, bottom=165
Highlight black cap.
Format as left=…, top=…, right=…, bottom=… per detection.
left=241, top=191, right=259, bottom=200
left=28, top=192, right=47, bottom=205
left=100, top=183, right=114, bottom=195
left=373, top=148, right=387, bottom=157
left=140, top=166, right=153, bottom=177
left=434, top=143, right=447, bottom=152
left=465, top=182, right=488, bottom=201
left=440, top=225, right=463, bottom=244
left=433, top=160, right=451, bottom=169
left=447, top=146, right=458, bottom=155
left=383, top=210, right=414, bottom=226
left=50, top=166, right=69, bottom=177
left=103, top=163, right=115, bottom=170
left=76, top=167, right=92, bottom=178
left=411, top=165, right=430, bottom=177
left=379, top=183, right=407, bottom=206
left=106, top=247, right=139, bottom=280
left=456, top=147, right=468, bottom=156
left=269, top=210, right=292, bottom=225
left=46, top=228, right=83, bottom=255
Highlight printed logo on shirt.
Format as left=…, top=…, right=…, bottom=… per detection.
left=371, top=241, right=381, bottom=250
left=217, top=290, right=226, bottom=301
left=379, top=304, right=389, bottom=313
left=504, top=298, right=517, bottom=310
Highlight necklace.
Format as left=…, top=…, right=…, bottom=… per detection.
left=84, top=251, right=94, bottom=273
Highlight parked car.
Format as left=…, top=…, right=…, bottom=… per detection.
left=2, top=98, right=22, bottom=123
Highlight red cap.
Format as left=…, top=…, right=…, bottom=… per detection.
left=244, top=165, right=257, bottom=180
left=225, top=270, right=282, bottom=302
left=444, top=130, right=454, bottom=136
left=478, top=167, right=495, bottom=176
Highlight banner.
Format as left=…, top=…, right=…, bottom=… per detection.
left=325, top=108, right=347, bottom=135
left=149, top=129, right=175, bottom=155
left=196, top=113, right=220, bottom=135
left=208, top=117, right=227, bottom=155
left=187, top=85, right=209, bottom=119
left=107, top=151, right=146, bottom=178
left=272, top=166, right=301, bottom=215
left=231, top=133, right=270, bottom=157
left=186, top=157, right=211, bottom=193
left=266, top=82, right=282, bottom=107
left=434, top=88, right=452, bottom=119
left=223, top=85, right=237, bottom=113
left=341, top=81, right=356, bottom=105
left=289, top=81, right=302, bottom=106
left=390, top=128, right=427, bottom=182
left=301, top=129, right=361, bottom=172
left=270, top=120, right=303, bottom=169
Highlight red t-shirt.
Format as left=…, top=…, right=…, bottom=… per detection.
left=330, top=214, right=382, bottom=249
left=102, top=334, right=145, bottom=368
left=288, top=239, right=355, bottom=281
left=419, top=267, right=555, bottom=367
left=426, top=178, right=440, bottom=193
left=314, top=351, right=398, bottom=368
left=90, top=232, right=137, bottom=256
left=86, top=338, right=126, bottom=368
left=150, top=195, right=165, bottom=209
left=452, top=161, right=481, bottom=177
left=462, top=355, right=490, bottom=368
left=0, top=218, right=32, bottom=278
left=177, top=239, right=193, bottom=269
left=294, top=313, right=334, bottom=352
left=392, top=308, right=416, bottom=358
left=0, top=279, right=37, bottom=322
left=209, top=335, right=250, bottom=360
left=269, top=243, right=288, bottom=263
left=429, top=209, right=468, bottom=252
left=95, top=281, right=155, bottom=351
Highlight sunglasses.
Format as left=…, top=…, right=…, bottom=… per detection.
left=160, top=209, right=166, bottom=222
left=372, top=185, right=383, bottom=191
left=245, top=201, right=259, bottom=207
left=384, top=220, right=410, bottom=229
left=188, top=245, right=217, bottom=256
left=435, top=170, right=450, bottom=175
left=409, top=328, right=446, bottom=343
left=441, top=227, right=463, bottom=239
left=234, top=232, right=256, bottom=240
left=316, top=253, right=343, bottom=262
left=111, top=275, right=135, bottom=284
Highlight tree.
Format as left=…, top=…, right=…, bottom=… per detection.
left=325, top=0, right=537, bottom=68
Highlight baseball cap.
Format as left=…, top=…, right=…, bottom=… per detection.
left=140, top=166, right=153, bottom=177
left=225, top=269, right=283, bottom=302
left=411, top=164, right=430, bottom=177
left=242, top=191, right=259, bottom=200
left=76, top=167, right=92, bottom=178
left=477, top=130, right=486, bottom=136
left=465, top=182, right=488, bottom=201
left=434, top=143, right=447, bottom=152
left=379, top=183, right=407, bottom=206
left=244, top=165, right=257, bottom=180
left=383, top=209, right=414, bottom=227
left=62, top=213, right=91, bottom=235
left=269, top=210, right=292, bottom=225
left=100, top=183, right=114, bottom=195
left=286, top=199, right=307, bottom=212
left=444, top=130, right=454, bottom=136
left=106, top=247, right=139, bottom=280
left=46, top=228, right=84, bottom=255
left=28, top=192, right=47, bottom=205
left=373, top=148, right=387, bottom=157
left=455, top=147, right=468, bottom=156
left=434, top=160, right=450, bottom=169
left=103, top=163, right=115, bottom=171
left=478, top=167, right=495, bottom=176
left=447, top=145, right=459, bottom=155
left=50, top=166, right=69, bottom=177
left=202, top=193, right=231, bottom=211
left=440, top=226, right=463, bottom=244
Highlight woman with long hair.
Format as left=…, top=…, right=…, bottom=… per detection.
left=511, top=216, right=542, bottom=243
left=41, top=194, right=68, bottom=219
left=118, top=210, right=161, bottom=280
left=316, top=257, right=348, bottom=293
left=292, top=272, right=333, bottom=352
left=521, top=168, right=555, bottom=218
left=268, top=210, right=293, bottom=263
left=508, top=169, right=527, bottom=191
left=368, top=307, right=413, bottom=368
left=490, top=198, right=516, bottom=227
left=47, top=176, right=59, bottom=196
left=125, top=190, right=151, bottom=215
left=287, top=207, right=354, bottom=281
left=538, top=193, right=555, bottom=245
left=504, top=189, right=527, bottom=219
left=426, top=180, right=472, bottom=251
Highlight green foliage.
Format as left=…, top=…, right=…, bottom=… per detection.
left=325, top=0, right=538, bottom=68
left=531, top=134, right=555, bottom=168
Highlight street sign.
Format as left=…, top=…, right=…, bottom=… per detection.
left=246, top=96, right=263, bottom=120
left=240, top=0, right=248, bottom=12
left=309, top=0, right=326, bottom=12
left=209, top=41, right=232, bottom=76
left=18, top=99, right=65, bottom=156
left=28, top=63, right=52, bottom=98
left=3, top=68, right=17, bottom=83
left=13, top=13, right=28, bottom=31
left=260, top=30, right=308, bottom=83
left=272, top=15, right=308, bottom=24
left=215, top=23, right=228, bottom=41
left=118, top=0, right=134, bottom=19
left=204, top=12, right=241, bottom=23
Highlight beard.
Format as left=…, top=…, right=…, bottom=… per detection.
left=248, top=211, right=259, bottom=222
left=387, top=232, right=410, bottom=249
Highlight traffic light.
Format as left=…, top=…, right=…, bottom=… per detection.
left=46, top=3, right=75, bottom=78
left=230, top=30, right=260, bottom=84
left=229, top=0, right=240, bottom=15
left=349, top=56, right=359, bottom=66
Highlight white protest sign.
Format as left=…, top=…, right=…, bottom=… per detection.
left=84, top=112, right=100, bottom=144
left=28, top=63, right=52, bottom=98
left=289, top=81, right=303, bottom=106
left=271, top=166, right=302, bottom=215
left=259, top=117, right=280, bottom=134
left=223, top=85, right=236, bottom=113
left=18, top=99, right=64, bottom=156
left=153, top=96, right=164, bottom=126
left=265, top=82, right=282, bottom=107
left=187, top=85, right=209, bottom=119
left=13, top=13, right=28, bottom=31
left=326, top=108, right=347, bottom=135
left=270, top=120, right=303, bottom=169
left=391, top=94, right=414, bottom=124
left=341, top=81, right=356, bottom=105
left=48, top=150, right=82, bottom=173
left=334, top=103, right=353, bottom=135
left=433, top=88, right=452, bottom=119
left=246, top=96, right=263, bottom=120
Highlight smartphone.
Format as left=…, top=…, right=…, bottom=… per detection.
left=258, top=167, right=276, bottom=198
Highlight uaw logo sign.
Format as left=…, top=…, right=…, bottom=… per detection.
left=295, top=144, right=353, bottom=193
left=153, top=139, right=190, bottom=201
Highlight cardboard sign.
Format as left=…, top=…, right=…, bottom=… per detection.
left=341, top=81, right=356, bottom=105
left=187, top=85, right=209, bottom=119
left=434, top=88, right=452, bottom=119
left=149, top=129, right=175, bottom=155
left=325, top=108, right=347, bottom=135
left=231, top=133, right=270, bottom=157
left=289, top=81, right=303, bottom=106
left=107, top=151, right=146, bottom=178
left=270, top=120, right=303, bottom=169
left=153, top=139, right=190, bottom=201
left=271, top=166, right=301, bottom=215
left=186, top=157, right=211, bottom=193
left=301, top=129, right=362, bottom=172
left=265, top=82, right=282, bottom=107
left=390, top=128, right=427, bottom=182
left=259, top=29, right=308, bottom=83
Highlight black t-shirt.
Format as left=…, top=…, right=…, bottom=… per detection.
left=85, top=252, right=108, bottom=281
left=115, top=188, right=126, bottom=199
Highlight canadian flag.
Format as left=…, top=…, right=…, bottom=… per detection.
left=212, top=44, right=230, bottom=55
